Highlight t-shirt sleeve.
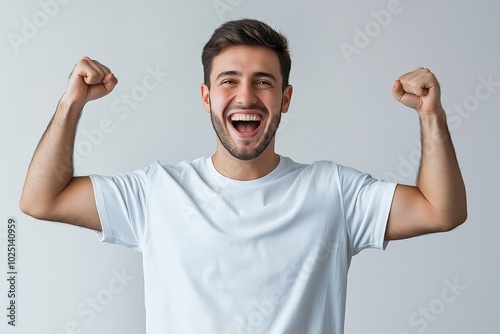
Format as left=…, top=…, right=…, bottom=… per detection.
left=89, top=163, right=156, bottom=251
left=338, top=164, right=397, bottom=255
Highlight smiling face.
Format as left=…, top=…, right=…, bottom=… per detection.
left=201, top=46, right=292, bottom=161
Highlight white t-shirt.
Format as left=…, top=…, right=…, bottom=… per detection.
left=89, top=156, right=397, bottom=334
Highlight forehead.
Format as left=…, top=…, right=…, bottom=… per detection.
left=210, top=46, right=282, bottom=82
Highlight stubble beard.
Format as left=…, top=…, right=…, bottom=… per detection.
left=209, top=101, right=282, bottom=161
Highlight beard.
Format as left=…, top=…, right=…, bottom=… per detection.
left=209, top=100, right=282, bottom=161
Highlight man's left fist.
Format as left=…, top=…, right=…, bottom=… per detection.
left=392, top=67, right=444, bottom=116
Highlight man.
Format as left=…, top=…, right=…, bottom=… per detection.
left=20, top=19, right=466, bottom=333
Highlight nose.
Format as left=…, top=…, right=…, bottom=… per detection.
left=235, top=81, right=257, bottom=107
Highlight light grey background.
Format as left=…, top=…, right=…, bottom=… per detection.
left=1, top=0, right=498, bottom=333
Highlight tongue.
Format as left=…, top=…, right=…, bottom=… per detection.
left=235, top=121, right=259, bottom=134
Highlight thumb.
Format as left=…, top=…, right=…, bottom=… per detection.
left=101, top=72, right=118, bottom=94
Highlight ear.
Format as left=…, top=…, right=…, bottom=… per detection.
left=281, top=85, right=293, bottom=114
left=201, top=84, right=211, bottom=113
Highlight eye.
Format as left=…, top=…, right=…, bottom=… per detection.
left=221, top=79, right=236, bottom=85
left=256, top=80, right=271, bottom=86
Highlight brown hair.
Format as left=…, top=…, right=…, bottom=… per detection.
left=202, top=18, right=291, bottom=90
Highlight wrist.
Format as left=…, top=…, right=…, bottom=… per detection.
left=419, top=108, right=447, bottom=127
left=55, top=97, right=85, bottom=124
left=59, top=93, right=86, bottom=109
left=419, top=109, right=451, bottom=145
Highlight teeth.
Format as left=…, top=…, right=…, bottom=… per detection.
left=230, top=114, right=262, bottom=122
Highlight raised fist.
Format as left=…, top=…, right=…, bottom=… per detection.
left=392, top=67, right=444, bottom=116
left=62, top=56, right=118, bottom=107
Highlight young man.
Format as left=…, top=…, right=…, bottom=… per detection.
left=20, top=19, right=466, bottom=333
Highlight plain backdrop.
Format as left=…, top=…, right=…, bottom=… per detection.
left=1, top=1, right=498, bottom=333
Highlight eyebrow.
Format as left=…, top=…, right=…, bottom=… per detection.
left=215, top=71, right=278, bottom=82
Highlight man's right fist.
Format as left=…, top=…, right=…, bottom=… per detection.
left=62, top=57, right=118, bottom=107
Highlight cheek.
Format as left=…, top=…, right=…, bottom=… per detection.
left=263, top=94, right=283, bottom=112
left=210, top=91, right=233, bottom=109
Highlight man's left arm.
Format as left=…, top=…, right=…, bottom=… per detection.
left=385, top=67, right=467, bottom=240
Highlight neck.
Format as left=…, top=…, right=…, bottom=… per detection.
left=211, top=142, right=280, bottom=181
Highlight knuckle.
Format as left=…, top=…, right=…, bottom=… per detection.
left=78, top=57, right=90, bottom=65
left=86, top=71, right=102, bottom=83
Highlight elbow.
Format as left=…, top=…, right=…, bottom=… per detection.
left=19, top=195, right=31, bottom=216
left=440, top=209, right=468, bottom=232
left=458, top=208, right=468, bottom=226
left=19, top=195, right=51, bottom=221
left=454, top=205, right=468, bottom=228
left=19, top=197, right=38, bottom=219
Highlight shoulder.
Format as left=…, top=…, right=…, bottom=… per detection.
left=282, top=157, right=387, bottom=188
left=278, top=157, right=343, bottom=189
left=281, top=156, right=339, bottom=170
left=282, top=156, right=341, bottom=177
left=90, top=158, right=204, bottom=186
left=145, top=157, right=207, bottom=176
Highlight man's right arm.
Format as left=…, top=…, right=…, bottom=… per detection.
left=19, top=57, right=118, bottom=231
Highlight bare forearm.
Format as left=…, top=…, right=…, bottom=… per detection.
left=20, top=100, right=83, bottom=216
left=417, top=111, right=467, bottom=226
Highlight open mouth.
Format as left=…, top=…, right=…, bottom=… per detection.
left=230, top=114, right=262, bottom=134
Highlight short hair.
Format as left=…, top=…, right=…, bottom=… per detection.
left=202, top=18, right=291, bottom=90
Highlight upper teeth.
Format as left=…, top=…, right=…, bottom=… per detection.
left=230, top=114, right=262, bottom=121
